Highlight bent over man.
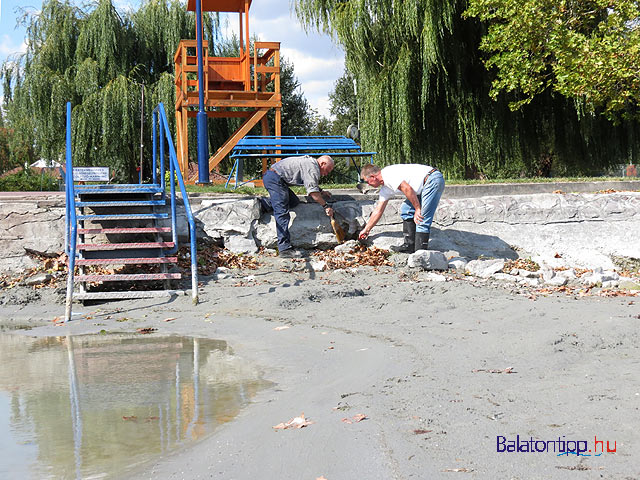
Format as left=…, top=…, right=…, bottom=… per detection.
left=261, top=155, right=334, bottom=258
left=358, top=163, right=445, bottom=253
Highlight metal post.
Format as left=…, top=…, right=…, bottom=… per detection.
left=195, top=0, right=210, bottom=184
left=139, top=84, right=145, bottom=183
left=65, top=102, right=77, bottom=322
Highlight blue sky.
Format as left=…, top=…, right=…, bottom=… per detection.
left=0, top=0, right=345, bottom=117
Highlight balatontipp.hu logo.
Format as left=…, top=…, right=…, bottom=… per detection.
left=497, top=435, right=617, bottom=456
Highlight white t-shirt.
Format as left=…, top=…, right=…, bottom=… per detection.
left=378, top=164, right=435, bottom=201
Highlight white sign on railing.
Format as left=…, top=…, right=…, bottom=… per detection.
left=73, top=167, right=110, bottom=182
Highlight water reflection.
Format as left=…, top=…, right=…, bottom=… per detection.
left=0, top=333, right=269, bottom=479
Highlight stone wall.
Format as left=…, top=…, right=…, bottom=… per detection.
left=1, top=191, right=639, bottom=273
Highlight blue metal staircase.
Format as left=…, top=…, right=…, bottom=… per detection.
left=64, top=102, right=198, bottom=321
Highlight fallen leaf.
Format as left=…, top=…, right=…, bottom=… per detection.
left=136, top=327, right=157, bottom=334
left=163, top=317, right=177, bottom=322
left=472, top=366, right=516, bottom=374
left=273, top=412, right=314, bottom=430
left=413, top=429, right=433, bottom=435
left=122, top=416, right=137, bottom=421
left=342, top=413, right=367, bottom=424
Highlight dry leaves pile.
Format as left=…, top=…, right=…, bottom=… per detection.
left=312, top=244, right=392, bottom=270
left=178, top=244, right=261, bottom=275
left=503, top=258, right=540, bottom=272
left=1, top=250, right=67, bottom=289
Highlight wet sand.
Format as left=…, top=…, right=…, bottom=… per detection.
left=1, top=254, right=638, bottom=479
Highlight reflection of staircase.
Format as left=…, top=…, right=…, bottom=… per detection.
left=64, top=102, right=199, bottom=321
left=72, top=185, right=181, bottom=300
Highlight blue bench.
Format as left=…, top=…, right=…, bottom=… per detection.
left=226, top=135, right=376, bottom=188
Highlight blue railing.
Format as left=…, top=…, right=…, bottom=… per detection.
left=64, top=102, right=78, bottom=321
left=63, top=101, right=199, bottom=321
left=153, top=102, right=199, bottom=304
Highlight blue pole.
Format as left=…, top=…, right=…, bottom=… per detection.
left=195, top=0, right=210, bottom=184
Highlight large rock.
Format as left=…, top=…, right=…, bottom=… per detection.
left=407, top=250, right=449, bottom=270
left=465, top=259, right=506, bottom=278
left=0, top=202, right=65, bottom=273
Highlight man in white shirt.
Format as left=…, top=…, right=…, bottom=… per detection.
left=358, top=164, right=445, bottom=252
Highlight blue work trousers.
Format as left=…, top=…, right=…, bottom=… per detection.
left=399, top=171, right=445, bottom=233
left=262, top=169, right=300, bottom=251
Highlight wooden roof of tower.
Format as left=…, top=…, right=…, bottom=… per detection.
left=187, top=0, right=252, bottom=12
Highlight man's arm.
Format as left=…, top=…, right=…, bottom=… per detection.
left=309, top=191, right=334, bottom=217
left=398, top=181, right=424, bottom=224
left=359, top=199, right=389, bottom=240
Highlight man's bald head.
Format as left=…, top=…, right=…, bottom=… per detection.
left=317, top=155, right=334, bottom=176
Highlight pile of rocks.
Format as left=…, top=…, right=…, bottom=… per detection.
left=405, top=251, right=638, bottom=291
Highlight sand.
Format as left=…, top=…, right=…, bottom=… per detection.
left=1, top=253, right=638, bottom=479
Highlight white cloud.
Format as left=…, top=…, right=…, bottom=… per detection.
left=0, top=34, right=26, bottom=57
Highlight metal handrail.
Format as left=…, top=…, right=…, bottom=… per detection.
left=153, top=102, right=199, bottom=304
left=64, top=101, right=199, bottom=321
left=64, top=102, right=78, bottom=321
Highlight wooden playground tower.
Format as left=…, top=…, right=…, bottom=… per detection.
left=175, top=0, right=281, bottom=184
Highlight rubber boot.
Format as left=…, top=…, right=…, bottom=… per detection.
left=390, top=220, right=416, bottom=253
left=414, top=232, right=430, bottom=252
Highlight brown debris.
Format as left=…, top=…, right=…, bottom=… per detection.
left=556, top=464, right=591, bottom=471
left=312, top=244, right=392, bottom=270
left=0, top=250, right=66, bottom=289
left=136, top=327, right=157, bottom=334
left=178, top=244, right=261, bottom=275
left=503, top=258, right=539, bottom=272
left=472, top=366, right=515, bottom=374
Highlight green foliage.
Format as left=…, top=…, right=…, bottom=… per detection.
left=0, top=169, right=60, bottom=191
left=1, top=0, right=217, bottom=183
left=465, top=0, right=640, bottom=121
left=295, top=0, right=640, bottom=178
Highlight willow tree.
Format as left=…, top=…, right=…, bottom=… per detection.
left=1, top=0, right=218, bottom=182
left=295, top=0, right=640, bottom=177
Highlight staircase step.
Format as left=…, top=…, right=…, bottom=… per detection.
left=74, top=290, right=186, bottom=300
left=75, top=257, right=178, bottom=266
left=78, top=227, right=172, bottom=235
left=77, top=213, right=168, bottom=221
left=75, top=184, right=163, bottom=194
left=77, top=242, right=175, bottom=251
left=75, top=273, right=181, bottom=282
left=76, top=200, right=166, bottom=207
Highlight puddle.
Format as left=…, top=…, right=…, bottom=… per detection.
left=0, top=333, right=270, bottom=479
